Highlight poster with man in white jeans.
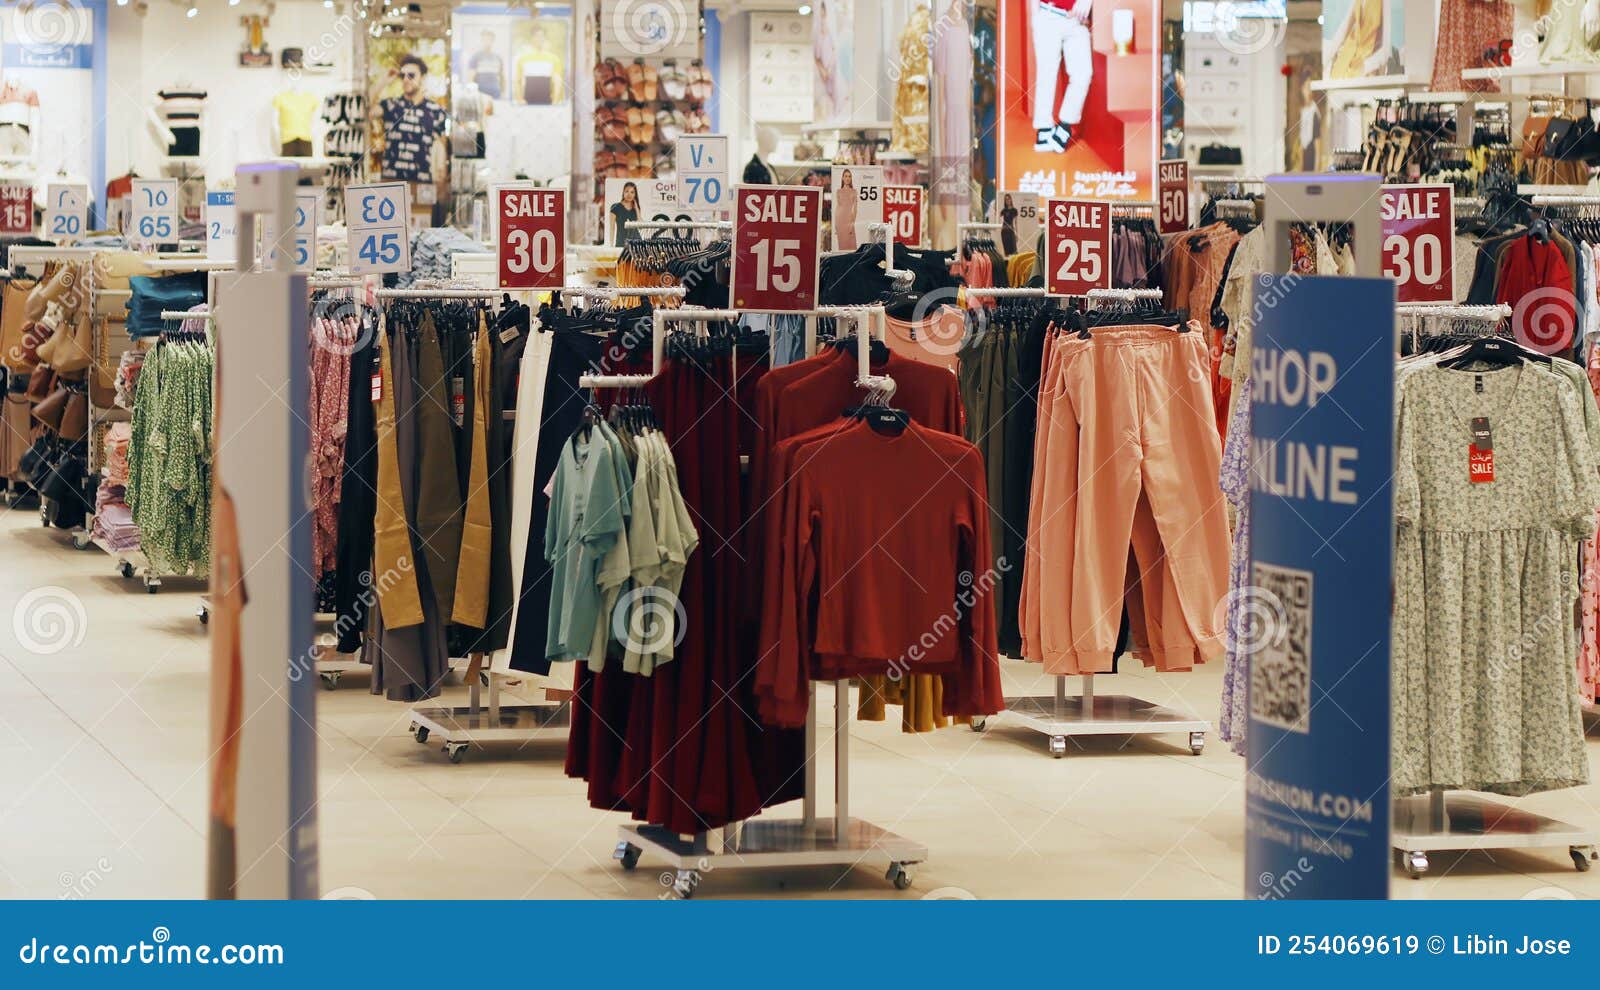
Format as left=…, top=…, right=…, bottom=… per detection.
left=1031, top=0, right=1093, bottom=152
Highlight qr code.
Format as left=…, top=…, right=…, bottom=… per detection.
left=1248, top=562, right=1313, bottom=735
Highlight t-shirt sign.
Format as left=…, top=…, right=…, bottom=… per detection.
left=380, top=96, right=448, bottom=183
left=677, top=134, right=729, bottom=219
left=1381, top=184, right=1454, bottom=305
left=206, top=190, right=237, bottom=260
left=732, top=184, right=822, bottom=312
left=1158, top=159, right=1190, bottom=235
left=132, top=178, right=179, bottom=246
left=497, top=187, right=565, bottom=290
left=346, top=182, right=411, bottom=276
left=45, top=184, right=86, bottom=244
left=1046, top=199, right=1111, bottom=296
left=883, top=185, right=925, bottom=247
left=0, top=182, right=31, bottom=236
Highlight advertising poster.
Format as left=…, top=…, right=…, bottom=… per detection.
left=990, top=190, right=1040, bottom=256
left=830, top=164, right=883, bottom=251
left=997, top=0, right=1161, bottom=201
left=602, top=177, right=680, bottom=246
left=813, top=0, right=854, bottom=123
left=368, top=36, right=451, bottom=220
left=1322, top=0, right=1404, bottom=80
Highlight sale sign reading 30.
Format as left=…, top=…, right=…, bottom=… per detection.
left=732, top=184, right=822, bottom=312
left=496, top=187, right=565, bottom=290
left=1381, top=184, right=1454, bottom=305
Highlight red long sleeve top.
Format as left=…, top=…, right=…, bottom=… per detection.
left=1495, top=234, right=1575, bottom=352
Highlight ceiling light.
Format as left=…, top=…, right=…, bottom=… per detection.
left=186, top=4, right=198, bottom=17
left=798, top=4, right=812, bottom=13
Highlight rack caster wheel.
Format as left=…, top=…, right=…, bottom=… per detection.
left=887, top=863, right=913, bottom=890
left=614, top=842, right=641, bottom=871
left=1572, top=847, right=1593, bottom=872
left=970, top=716, right=986, bottom=733
left=670, top=870, right=697, bottom=899
left=411, top=724, right=429, bottom=744
left=196, top=606, right=209, bottom=625
left=319, top=671, right=341, bottom=690
left=71, top=530, right=92, bottom=550
left=445, top=743, right=467, bottom=764
left=40, top=504, right=49, bottom=526
left=118, top=561, right=134, bottom=579
left=1189, top=732, right=1206, bottom=756
left=1048, top=735, right=1067, bottom=758
left=1403, top=850, right=1429, bottom=879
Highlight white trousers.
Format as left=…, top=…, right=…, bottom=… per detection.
left=1032, top=4, right=1093, bottom=130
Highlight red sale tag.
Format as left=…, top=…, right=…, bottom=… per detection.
left=497, top=187, right=565, bottom=290
left=1157, top=160, right=1189, bottom=235
left=1045, top=199, right=1112, bottom=297
left=1469, top=445, right=1495, bottom=482
left=1381, top=184, right=1454, bottom=305
left=0, top=183, right=32, bottom=235
left=882, top=185, right=925, bottom=247
left=732, top=184, right=822, bottom=312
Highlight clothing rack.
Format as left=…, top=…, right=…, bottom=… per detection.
left=623, top=219, right=733, bottom=236
left=964, top=287, right=1047, bottom=299
left=1395, top=789, right=1597, bottom=878
left=374, top=287, right=501, bottom=300
left=1086, top=287, right=1163, bottom=307
left=613, top=301, right=924, bottom=898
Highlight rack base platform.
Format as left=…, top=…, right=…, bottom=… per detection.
left=616, top=818, right=928, bottom=899
left=1393, top=791, right=1598, bottom=878
left=975, top=689, right=1210, bottom=758
left=407, top=702, right=570, bottom=764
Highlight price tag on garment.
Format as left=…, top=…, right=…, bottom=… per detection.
left=494, top=186, right=565, bottom=290
left=44, top=184, right=85, bottom=244
left=676, top=134, right=730, bottom=219
left=1380, top=184, right=1454, bottom=305
left=1045, top=198, right=1112, bottom=296
left=346, top=182, right=411, bottom=276
left=883, top=185, right=925, bottom=247
left=0, top=181, right=32, bottom=236
left=732, top=184, right=822, bottom=312
left=1157, top=159, right=1190, bottom=235
left=131, top=177, right=179, bottom=246
left=205, top=190, right=237, bottom=260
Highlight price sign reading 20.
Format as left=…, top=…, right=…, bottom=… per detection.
left=345, top=182, right=410, bottom=275
left=732, top=184, right=822, bottom=312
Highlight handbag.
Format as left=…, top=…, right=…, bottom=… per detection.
left=89, top=364, right=115, bottom=408
left=31, top=386, right=69, bottom=431
left=57, top=390, right=87, bottom=442
left=1544, top=116, right=1586, bottom=160
left=48, top=311, right=93, bottom=374
left=18, top=436, right=50, bottom=481
left=1198, top=144, right=1243, bottom=165
left=24, top=261, right=65, bottom=322
left=1522, top=114, right=1553, bottom=158
left=26, top=364, right=54, bottom=401
left=0, top=276, right=37, bottom=369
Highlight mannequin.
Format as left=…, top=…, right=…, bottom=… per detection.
left=153, top=82, right=207, bottom=158
left=743, top=125, right=777, bottom=184
left=272, top=74, right=320, bottom=158
left=0, top=70, right=40, bottom=164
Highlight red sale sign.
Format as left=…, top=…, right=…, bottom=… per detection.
left=1157, top=160, right=1189, bottom=235
left=496, top=187, right=565, bottom=290
left=1045, top=199, right=1112, bottom=296
left=0, top=183, right=32, bottom=235
left=883, top=185, right=925, bottom=247
left=1381, top=184, right=1454, bottom=305
left=732, top=184, right=822, bottom=312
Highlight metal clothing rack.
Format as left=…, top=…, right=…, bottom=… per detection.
left=1394, top=788, right=1597, bottom=878
left=613, top=302, right=926, bottom=897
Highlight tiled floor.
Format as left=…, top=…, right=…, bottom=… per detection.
left=3, top=507, right=1600, bottom=900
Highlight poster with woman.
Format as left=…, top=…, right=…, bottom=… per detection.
left=813, top=0, right=853, bottom=123
left=1323, top=0, right=1403, bottom=80
left=602, top=177, right=679, bottom=245
left=831, top=164, right=883, bottom=251
left=997, top=1, right=1160, bottom=202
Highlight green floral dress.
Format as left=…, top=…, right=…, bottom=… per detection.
left=127, top=340, right=213, bottom=576
left=1393, top=362, right=1597, bottom=797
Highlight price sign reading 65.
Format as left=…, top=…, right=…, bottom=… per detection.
left=346, top=182, right=410, bottom=276
left=131, top=178, right=179, bottom=246
left=731, top=184, right=821, bottom=312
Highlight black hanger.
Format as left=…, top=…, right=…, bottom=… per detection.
left=1440, top=335, right=1550, bottom=368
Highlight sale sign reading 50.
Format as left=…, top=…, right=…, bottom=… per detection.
left=346, top=182, right=410, bottom=275
left=496, top=187, right=564, bottom=290
left=1381, top=184, right=1454, bottom=305
left=732, top=184, right=821, bottom=312
left=1046, top=199, right=1112, bottom=296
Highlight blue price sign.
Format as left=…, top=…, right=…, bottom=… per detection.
left=131, top=178, right=178, bottom=246
left=206, top=190, right=237, bottom=260
left=44, top=183, right=85, bottom=244
left=293, top=191, right=320, bottom=273
left=345, top=182, right=410, bottom=275
left=676, top=135, right=728, bottom=219
left=1245, top=273, right=1395, bottom=900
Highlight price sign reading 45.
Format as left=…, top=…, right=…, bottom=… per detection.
left=346, top=182, right=410, bottom=276
left=0, top=182, right=32, bottom=236
left=883, top=185, right=925, bottom=247
left=131, top=178, right=178, bottom=245
left=1158, top=159, right=1189, bottom=235
left=45, top=184, right=86, bottom=244
left=1381, top=184, right=1454, bottom=305
left=732, top=184, right=821, bottom=312
left=496, top=187, right=564, bottom=290
left=1046, top=199, right=1112, bottom=296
